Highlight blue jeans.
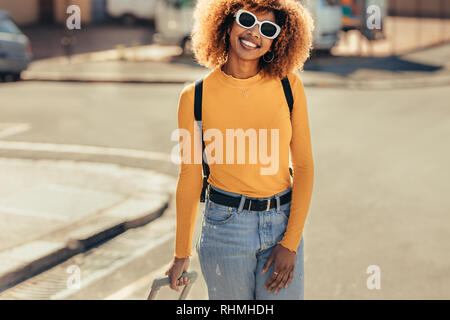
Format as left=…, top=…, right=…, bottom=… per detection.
left=195, top=183, right=304, bottom=300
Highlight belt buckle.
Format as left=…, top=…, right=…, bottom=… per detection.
left=265, top=199, right=271, bottom=211
left=248, top=199, right=252, bottom=211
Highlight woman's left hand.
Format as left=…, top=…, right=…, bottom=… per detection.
left=262, top=244, right=296, bottom=295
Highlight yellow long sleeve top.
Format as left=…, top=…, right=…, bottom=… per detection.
left=175, top=67, right=314, bottom=258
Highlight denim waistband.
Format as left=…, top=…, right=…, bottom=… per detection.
left=207, top=183, right=292, bottom=213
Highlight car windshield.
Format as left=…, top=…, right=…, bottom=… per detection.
left=167, top=0, right=195, bottom=9
left=0, top=19, right=22, bottom=34
left=322, top=0, right=340, bottom=6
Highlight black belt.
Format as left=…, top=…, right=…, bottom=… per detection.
left=208, top=187, right=292, bottom=211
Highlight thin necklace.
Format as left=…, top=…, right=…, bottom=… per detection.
left=222, top=65, right=260, bottom=98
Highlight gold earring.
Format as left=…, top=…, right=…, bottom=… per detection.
left=263, top=51, right=274, bottom=63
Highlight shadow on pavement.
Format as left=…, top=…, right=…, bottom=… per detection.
left=171, top=44, right=446, bottom=78
left=305, top=55, right=442, bottom=76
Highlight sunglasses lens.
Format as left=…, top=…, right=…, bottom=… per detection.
left=261, top=22, right=278, bottom=38
left=238, top=12, right=256, bottom=28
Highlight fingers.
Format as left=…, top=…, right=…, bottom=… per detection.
left=266, top=271, right=282, bottom=294
left=285, top=270, right=294, bottom=289
left=169, top=271, right=179, bottom=291
left=176, top=276, right=190, bottom=287
left=264, top=269, right=293, bottom=295
left=169, top=269, right=182, bottom=291
left=264, top=271, right=281, bottom=292
left=273, top=272, right=290, bottom=295
left=261, top=254, right=274, bottom=274
left=171, top=274, right=192, bottom=291
left=170, top=271, right=191, bottom=291
left=165, top=268, right=178, bottom=291
left=167, top=258, right=190, bottom=292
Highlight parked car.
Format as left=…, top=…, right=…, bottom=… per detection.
left=154, top=0, right=342, bottom=55
left=153, top=0, right=195, bottom=55
left=106, top=0, right=158, bottom=25
left=0, top=10, right=32, bottom=81
left=301, top=0, right=343, bottom=51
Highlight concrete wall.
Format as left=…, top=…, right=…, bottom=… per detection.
left=0, top=0, right=93, bottom=25
left=388, top=0, right=450, bottom=18
left=0, top=0, right=40, bottom=25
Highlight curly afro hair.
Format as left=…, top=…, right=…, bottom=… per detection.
left=191, top=0, right=314, bottom=79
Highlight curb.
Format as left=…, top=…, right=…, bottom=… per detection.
left=0, top=194, right=171, bottom=292
left=21, top=77, right=190, bottom=85
left=0, top=194, right=185, bottom=300
left=302, top=74, right=450, bottom=89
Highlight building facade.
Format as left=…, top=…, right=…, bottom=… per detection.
left=388, top=0, right=450, bottom=18
left=0, top=0, right=107, bottom=25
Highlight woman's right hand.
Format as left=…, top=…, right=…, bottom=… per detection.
left=165, top=257, right=190, bottom=291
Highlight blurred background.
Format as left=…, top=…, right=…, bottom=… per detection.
left=0, top=0, right=449, bottom=300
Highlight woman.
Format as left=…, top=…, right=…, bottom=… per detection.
left=166, top=0, right=315, bottom=300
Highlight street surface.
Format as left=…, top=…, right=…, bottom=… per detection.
left=0, top=80, right=449, bottom=299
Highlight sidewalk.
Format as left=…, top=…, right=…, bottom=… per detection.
left=0, top=157, right=176, bottom=291
left=20, top=42, right=450, bottom=89
left=333, top=16, right=450, bottom=57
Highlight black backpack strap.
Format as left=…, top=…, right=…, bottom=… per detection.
left=194, top=79, right=203, bottom=122
left=194, top=78, right=210, bottom=202
left=281, top=76, right=294, bottom=178
left=281, top=76, right=294, bottom=115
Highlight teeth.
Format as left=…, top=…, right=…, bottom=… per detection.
left=241, top=39, right=257, bottom=48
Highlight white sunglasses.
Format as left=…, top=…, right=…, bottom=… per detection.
left=234, top=9, right=281, bottom=40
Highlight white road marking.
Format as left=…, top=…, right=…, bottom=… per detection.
left=0, top=205, right=69, bottom=221
left=105, top=250, right=199, bottom=300
left=0, top=140, right=172, bottom=162
left=0, top=123, right=31, bottom=139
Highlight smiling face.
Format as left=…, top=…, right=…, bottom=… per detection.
left=227, top=8, right=276, bottom=62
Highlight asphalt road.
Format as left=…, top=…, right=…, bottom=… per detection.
left=0, top=81, right=449, bottom=299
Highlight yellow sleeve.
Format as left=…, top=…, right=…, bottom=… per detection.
left=174, top=83, right=204, bottom=258
left=277, top=72, right=315, bottom=253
